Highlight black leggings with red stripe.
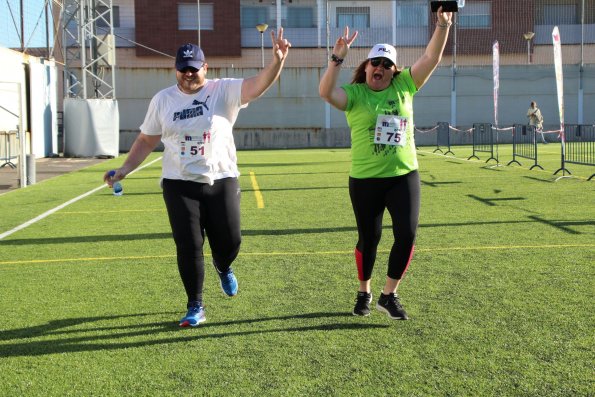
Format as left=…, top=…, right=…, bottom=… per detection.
left=349, top=170, right=420, bottom=281
left=162, top=177, right=241, bottom=304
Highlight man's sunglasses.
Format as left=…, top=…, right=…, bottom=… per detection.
left=369, top=58, right=394, bottom=70
left=178, top=66, right=200, bottom=73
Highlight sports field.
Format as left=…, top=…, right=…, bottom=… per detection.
left=0, top=146, right=593, bottom=396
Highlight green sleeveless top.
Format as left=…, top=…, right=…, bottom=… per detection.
left=343, top=68, right=418, bottom=179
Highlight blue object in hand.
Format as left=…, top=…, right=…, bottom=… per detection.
left=108, top=170, right=123, bottom=196
left=113, top=181, right=123, bottom=196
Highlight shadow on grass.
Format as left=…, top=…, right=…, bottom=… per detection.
left=421, top=180, right=463, bottom=188
left=467, top=194, right=526, bottom=206
left=522, top=176, right=554, bottom=183
left=0, top=311, right=387, bottom=357
left=528, top=215, right=593, bottom=235
left=480, top=165, right=504, bottom=170
left=3, top=216, right=585, bottom=246
left=0, top=232, right=174, bottom=245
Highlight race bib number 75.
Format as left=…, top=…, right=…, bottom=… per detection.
left=374, top=115, right=408, bottom=146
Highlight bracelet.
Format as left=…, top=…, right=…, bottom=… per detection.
left=437, top=21, right=453, bottom=28
left=330, top=54, right=344, bottom=65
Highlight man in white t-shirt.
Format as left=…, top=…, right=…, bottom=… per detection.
left=104, top=29, right=291, bottom=327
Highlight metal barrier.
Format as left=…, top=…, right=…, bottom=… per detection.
left=0, top=130, right=18, bottom=169
left=467, top=123, right=497, bottom=163
left=555, top=124, right=595, bottom=180
left=433, top=122, right=454, bottom=155
left=507, top=124, right=543, bottom=170
left=423, top=122, right=593, bottom=180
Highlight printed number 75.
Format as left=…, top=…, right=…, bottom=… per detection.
left=386, top=132, right=401, bottom=143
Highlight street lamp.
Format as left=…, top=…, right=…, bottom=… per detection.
left=523, top=32, right=535, bottom=64
left=256, top=23, right=268, bottom=68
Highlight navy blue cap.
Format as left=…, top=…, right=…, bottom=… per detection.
left=175, top=43, right=205, bottom=71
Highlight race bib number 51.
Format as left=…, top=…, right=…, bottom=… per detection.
left=374, top=115, right=408, bottom=146
left=180, top=132, right=212, bottom=159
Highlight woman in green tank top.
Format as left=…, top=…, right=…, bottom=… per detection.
left=319, top=7, right=453, bottom=320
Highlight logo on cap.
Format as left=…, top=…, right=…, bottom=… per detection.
left=175, top=43, right=205, bottom=71
left=367, top=43, right=397, bottom=65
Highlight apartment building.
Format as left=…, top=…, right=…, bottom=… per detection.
left=58, top=0, right=595, bottom=149
left=100, top=0, right=595, bottom=68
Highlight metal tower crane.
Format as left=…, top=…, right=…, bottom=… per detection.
left=62, top=0, right=116, bottom=99
left=61, top=0, right=119, bottom=157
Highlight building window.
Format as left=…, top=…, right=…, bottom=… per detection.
left=287, top=7, right=314, bottom=28
left=241, top=6, right=269, bottom=28
left=178, top=3, right=214, bottom=30
left=458, top=2, right=491, bottom=28
left=540, top=4, right=577, bottom=24
left=96, top=5, right=120, bottom=28
left=396, top=1, right=428, bottom=27
left=242, top=6, right=315, bottom=29
left=336, top=7, right=370, bottom=29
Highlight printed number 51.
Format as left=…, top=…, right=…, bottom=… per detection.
left=190, top=145, right=205, bottom=155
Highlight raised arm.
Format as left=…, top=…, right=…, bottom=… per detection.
left=319, top=26, right=358, bottom=111
left=241, top=27, right=291, bottom=105
left=410, top=7, right=453, bottom=89
left=103, top=132, right=161, bottom=185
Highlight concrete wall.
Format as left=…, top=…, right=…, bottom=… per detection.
left=116, top=64, right=595, bottom=150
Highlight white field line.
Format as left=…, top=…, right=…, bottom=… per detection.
left=0, top=157, right=163, bottom=241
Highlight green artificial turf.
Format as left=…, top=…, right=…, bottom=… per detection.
left=0, top=147, right=593, bottom=396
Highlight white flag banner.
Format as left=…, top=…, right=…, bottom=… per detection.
left=492, top=41, right=499, bottom=127
left=552, top=26, right=565, bottom=143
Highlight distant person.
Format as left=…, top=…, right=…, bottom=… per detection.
left=527, top=101, right=547, bottom=144
left=319, top=7, right=453, bottom=320
left=103, top=29, right=291, bottom=327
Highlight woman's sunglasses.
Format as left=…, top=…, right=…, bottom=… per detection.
left=369, top=58, right=394, bottom=70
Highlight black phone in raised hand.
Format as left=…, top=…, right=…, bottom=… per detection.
left=430, top=1, right=458, bottom=12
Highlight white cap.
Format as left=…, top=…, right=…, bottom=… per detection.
left=367, top=44, right=397, bottom=65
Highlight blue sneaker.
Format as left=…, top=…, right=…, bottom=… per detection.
left=179, top=305, right=206, bottom=327
left=217, top=267, right=238, bottom=296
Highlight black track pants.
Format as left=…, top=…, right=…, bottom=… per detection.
left=349, top=170, right=420, bottom=281
left=162, top=177, right=241, bottom=304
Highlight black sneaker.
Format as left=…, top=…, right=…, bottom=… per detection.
left=352, top=292, right=373, bottom=316
left=376, top=293, right=409, bottom=320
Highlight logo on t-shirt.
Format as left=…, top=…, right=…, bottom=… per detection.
left=173, top=95, right=211, bottom=121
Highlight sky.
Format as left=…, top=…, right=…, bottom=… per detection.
left=0, top=0, right=54, bottom=50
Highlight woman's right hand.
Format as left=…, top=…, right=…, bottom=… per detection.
left=333, top=26, right=358, bottom=59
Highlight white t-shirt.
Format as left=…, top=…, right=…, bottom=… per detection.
left=140, top=78, right=245, bottom=185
